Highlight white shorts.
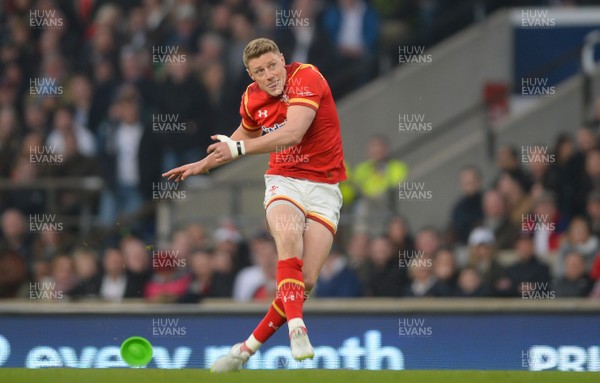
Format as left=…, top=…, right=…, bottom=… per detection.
left=263, top=175, right=342, bottom=235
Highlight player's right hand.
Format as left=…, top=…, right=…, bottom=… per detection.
left=162, top=161, right=208, bottom=182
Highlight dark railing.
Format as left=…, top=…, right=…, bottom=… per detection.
left=0, top=177, right=103, bottom=235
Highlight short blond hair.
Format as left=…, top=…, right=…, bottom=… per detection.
left=243, top=38, right=280, bottom=68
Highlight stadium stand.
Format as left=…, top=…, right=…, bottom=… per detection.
left=2, top=0, right=600, bottom=303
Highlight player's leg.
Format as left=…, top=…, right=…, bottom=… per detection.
left=211, top=178, right=307, bottom=372
left=239, top=202, right=306, bottom=348
left=282, top=218, right=334, bottom=361
left=301, top=218, right=335, bottom=295
left=303, top=179, right=342, bottom=294
left=232, top=216, right=324, bottom=361
left=265, top=202, right=313, bottom=360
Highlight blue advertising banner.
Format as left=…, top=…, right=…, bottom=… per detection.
left=512, top=9, right=600, bottom=90
left=0, top=314, right=598, bottom=370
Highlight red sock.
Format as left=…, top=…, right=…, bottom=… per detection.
left=276, top=257, right=305, bottom=321
left=251, top=299, right=287, bottom=343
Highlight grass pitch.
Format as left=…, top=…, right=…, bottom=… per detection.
left=0, top=369, right=598, bottom=383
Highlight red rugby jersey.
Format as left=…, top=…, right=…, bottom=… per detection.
left=239, top=62, right=346, bottom=184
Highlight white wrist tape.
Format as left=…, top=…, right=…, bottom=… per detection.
left=215, top=134, right=245, bottom=159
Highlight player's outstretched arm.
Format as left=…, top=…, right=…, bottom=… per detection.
left=207, top=106, right=315, bottom=163
left=162, top=124, right=260, bottom=182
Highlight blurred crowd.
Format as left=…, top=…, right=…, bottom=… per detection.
left=4, top=125, right=600, bottom=302
left=2, top=0, right=600, bottom=302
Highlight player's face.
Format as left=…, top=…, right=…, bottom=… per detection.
left=247, top=52, right=287, bottom=97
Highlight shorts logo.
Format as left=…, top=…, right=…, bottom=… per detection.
left=258, top=110, right=268, bottom=118
left=268, top=185, right=279, bottom=196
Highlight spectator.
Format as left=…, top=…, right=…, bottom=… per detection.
left=171, top=228, right=193, bottom=266
left=46, top=105, right=96, bottom=158
left=47, top=130, right=97, bottom=178
left=285, top=0, right=337, bottom=79
left=70, top=247, right=101, bottom=299
left=386, top=215, right=414, bottom=255
left=346, top=231, right=371, bottom=286
left=23, top=102, right=50, bottom=136
left=123, top=6, right=148, bottom=50
left=79, top=23, right=119, bottom=80
left=96, top=89, right=162, bottom=227
left=569, top=126, right=598, bottom=216
left=214, top=218, right=251, bottom=273
left=145, top=249, right=191, bottom=303
left=498, top=235, right=551, bottom=297
left=36, top=52, right=69, bottom=112
left=31, top=229, right=69, bottom=263
left=352, top=135, right=408, bottom=235
left=431, top=247, right=458, bottom=296
left=315, top=245, right=362, bottom=297
left=226, top=10, right=256, bottom=100
left=158, top=56, right=211, bottom=170
left=591, top=247, right=600, bottom=283
left=48, top=254, right=78, bottom=299
left=120, top=236, right=152, bottom=297
left=194, top=32, right=226, bottom=74
left=467, top=227, right=504, bottom=296
left=47, top=131, right=98, bottom=215
left=66, top=74, right=94, bottom=132
left=143, top=0, right=171, bottom=46
left=413, top=226, right=441, bottom=260
left=201, top=61, right=235, bottom=134
left=186, top=223, right=208, bottom=251
left=574, top=148, right=600, bottom=218
left=449, top=166, right=484, bottom=244
left=322, top=0, right=379, bottom=96
left=554, top=252, right=593, bottom=297
left=0, top=249, right=27, bottom=298
left=0, top=209, right=33, bottom=266
left=209, top=3, right=233, bottom=40
left=179, top=249, right=216, bottom=303
left=165, top=4, right=202, bottom=53
left=118, top=46, right=158, bottom=111
left=233, top=238, right=278, bottom=302
left=481, top=189, right=519, bottom=250
left=494, top=144, right=531, bottom=192
left=497, top=171, right=533, bottom=228
left=586, top=191, right=600, bottom=238
left=544, top=134, right=575, bottom=220
left=0, top=107, right=20, bottom=177
left=89, top=56, right=118, bottom=134
left=30, top=257, right=51, bottom=286
left=523, top=192, right=564, bottom=258
left=365, top=236, right=406, bottom=297
left=555, top=216, right=599, bottom=277
left=98, top=248, right=129, bottom=302
left=254, top=1, right=283, bottom=43
left=526, top=144, right=558, bottom=204
left=211, top=248, right=236, bottom=298
left=456, top=267, right=486, bottom=297
left=404, top=261, right=438, bottom=297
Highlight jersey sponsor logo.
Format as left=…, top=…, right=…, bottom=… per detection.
left=258, top=109, right=268, bottom=118
left=268, top=185, right=279, bottom=196
left=294, top=91, right=314, bottom=97
left=262, top=119, right=287, bottom=133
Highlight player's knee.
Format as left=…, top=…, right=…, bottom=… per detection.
left=273, top=230, right=303, bottom=257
